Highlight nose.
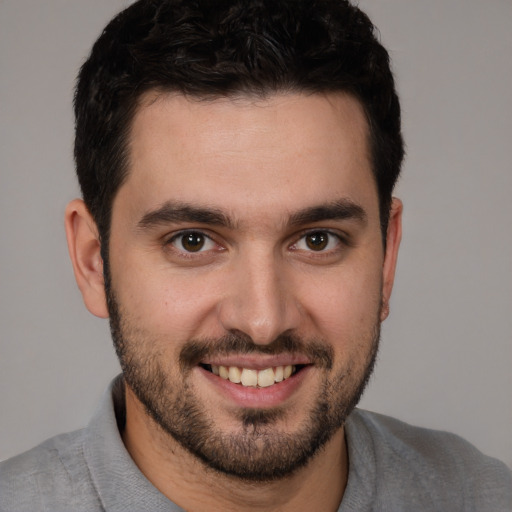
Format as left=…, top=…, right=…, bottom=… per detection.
left=217, top=249, right=302, bottom=345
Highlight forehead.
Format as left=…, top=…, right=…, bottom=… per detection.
left=119, top=91, right=377, bottom=224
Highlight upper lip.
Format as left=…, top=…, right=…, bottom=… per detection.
left=201, top=354, right=311, bottom=370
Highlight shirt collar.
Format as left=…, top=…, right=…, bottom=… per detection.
left=338, top=410, right=377, bottom=511
left=82, top=376, right=182, bottom=512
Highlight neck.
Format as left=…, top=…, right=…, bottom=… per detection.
left=122, top=387, right=348, bottom=512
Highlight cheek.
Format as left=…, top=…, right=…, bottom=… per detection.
left=300, top=263, right=383, bottom=339
left=112, top=260, right=223, bottom=341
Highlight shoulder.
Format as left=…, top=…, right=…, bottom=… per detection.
left=349, top=409, right=509, bottom=473
left=345, top=409, right=512, bottom=510
left=0, top=429, right=100, bottom=512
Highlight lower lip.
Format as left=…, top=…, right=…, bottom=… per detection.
left=197, top=365, right=312, bottom=408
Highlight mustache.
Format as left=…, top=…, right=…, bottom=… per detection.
left=179, top=331, right=333, bottom=370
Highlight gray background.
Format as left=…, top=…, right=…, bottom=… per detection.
left=1, top=0, right=511, bottom=467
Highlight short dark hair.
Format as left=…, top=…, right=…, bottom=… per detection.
left=74, top=0, right=404, bottom=250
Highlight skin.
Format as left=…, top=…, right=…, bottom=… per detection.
left=65, top=92, right=402, bottom=511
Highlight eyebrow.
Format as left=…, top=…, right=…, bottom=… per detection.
left=288, top=199, right=367, bottom=227
left=137, top=202, right=235, bottom=229
left=137, top=198, right=367, bottom=231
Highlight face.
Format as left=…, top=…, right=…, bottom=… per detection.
left=104, top=92, right=400, bottom=480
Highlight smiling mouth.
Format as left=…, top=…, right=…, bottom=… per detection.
left=200, top=364, right=307, bottom=388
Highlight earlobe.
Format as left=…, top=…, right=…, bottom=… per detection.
left=380, top=197, right=403, bottom=322
left=65, top=199, right=109, bottom=318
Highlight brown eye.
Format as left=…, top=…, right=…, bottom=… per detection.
left=305, top=232, right=329, bottom=251
left=180, top=232, right=206, bottom=252
left=168, top=230, right=220, bottom=258
left=291, top=230, right=343, bottom=256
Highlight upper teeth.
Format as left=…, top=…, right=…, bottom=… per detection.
left=211, top=365, right=295, bottom=387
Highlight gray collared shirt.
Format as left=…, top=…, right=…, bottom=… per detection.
left=1, top=376, right=511, bottom=511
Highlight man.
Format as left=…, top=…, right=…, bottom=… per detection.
left=0, top=0, right=510, bottom=510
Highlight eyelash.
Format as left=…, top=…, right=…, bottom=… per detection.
left=166, top=230, right=220, bottom=257
left=289, top=230, right=346, bottom=254
left=164, top=229, right=348, bottom=259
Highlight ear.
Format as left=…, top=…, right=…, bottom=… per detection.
left=380, top=197, right=403, bottom=322
left=65, top=199, right=109, bottom=318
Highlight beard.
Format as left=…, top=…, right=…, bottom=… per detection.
left=106, top=280, right=380, bottom=482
